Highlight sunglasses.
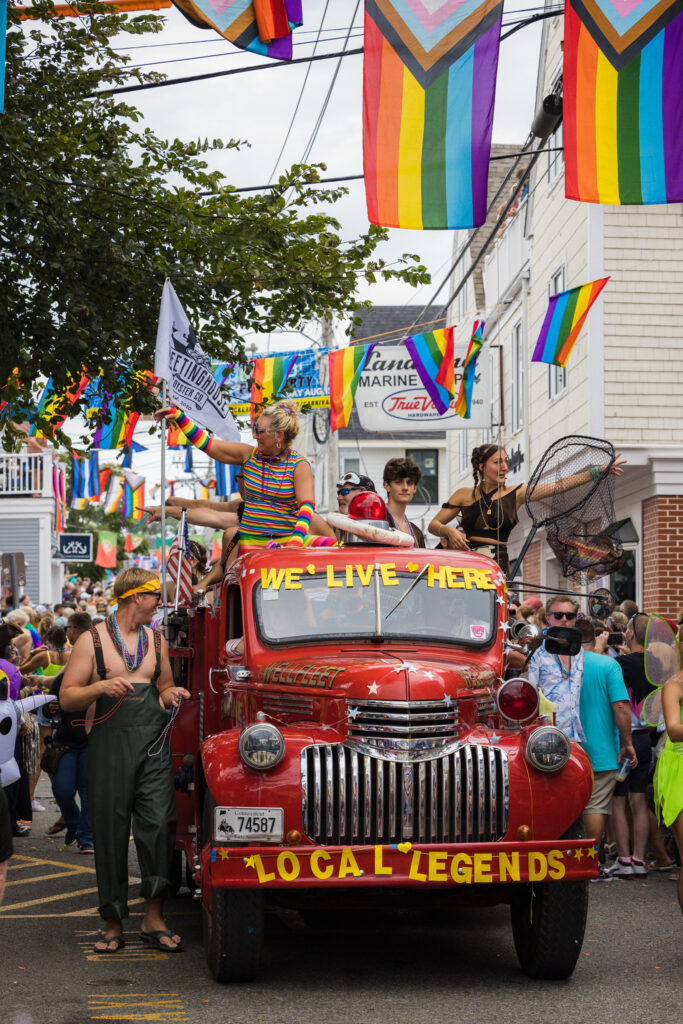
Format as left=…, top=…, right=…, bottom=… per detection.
left=549, top=611, right=577, bottom=621
left=252, top=426, right=277, bottom=437
left=337, top=486, right=359, bottom=496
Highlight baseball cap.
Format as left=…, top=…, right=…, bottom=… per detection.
left=337, top=472, right=376, bottom=492
left=525, top=596, right=543, bottom=609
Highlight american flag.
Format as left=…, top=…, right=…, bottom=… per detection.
left=167, top=518, right=193, bottom=607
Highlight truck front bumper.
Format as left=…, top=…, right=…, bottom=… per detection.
left=205, top=838, right=598, bottom=889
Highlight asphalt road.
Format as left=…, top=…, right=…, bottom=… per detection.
left=2, top=780, right=680, bottom=1024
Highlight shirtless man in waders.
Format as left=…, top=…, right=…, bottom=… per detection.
left=61, top=569, right=190, bottom=953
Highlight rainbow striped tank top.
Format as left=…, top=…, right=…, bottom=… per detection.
left=240, top=447, right=308, bottom=538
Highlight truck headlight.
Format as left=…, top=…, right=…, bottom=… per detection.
left=525, top=726, right=570, bottom=773
left=238, top=724, right=285, bottom=771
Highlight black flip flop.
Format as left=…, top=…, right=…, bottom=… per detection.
left=93, top=935, right=125, bottom=954
left=139, top=929, right=185, bottom=953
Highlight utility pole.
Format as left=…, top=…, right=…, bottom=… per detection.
left=322, top=315, right=338, bottom=514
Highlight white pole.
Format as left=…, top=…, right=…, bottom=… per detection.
left=160, top=380, right=168, bottom=633
left=174, top=509, right=186, bottom=612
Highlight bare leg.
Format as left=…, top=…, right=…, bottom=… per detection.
left=629, top=793, right=650, bottom=863
left=583, top=812, right=606, bottom=847
left=669, top=813, right=683, bottom=914
left=141, top=897, right=182, bottom=950
left=612, top=795, right=631, bottom=858
left=648, top=808, right=675, bottom=866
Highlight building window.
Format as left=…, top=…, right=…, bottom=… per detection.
left=547, top=72, right=564, bottom=186
left=547, top=267, right=567, bottom=400
left=458, top=430, right=469, bottom=478
left=511, top=320, right=524, bottom=433
left=343, top=457, right=360, bottom=476
left=406, top=449, right=439, bottom=504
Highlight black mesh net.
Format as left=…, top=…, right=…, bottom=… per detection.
left=525, top=435, right=624, bottom=578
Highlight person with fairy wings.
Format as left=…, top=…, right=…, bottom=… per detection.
left=154, top=399, right=337, bottom=551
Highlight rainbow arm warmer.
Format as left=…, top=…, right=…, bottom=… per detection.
left=171, top=408, right=213, bottom=454
left=289, top=500, right=315, bottom=546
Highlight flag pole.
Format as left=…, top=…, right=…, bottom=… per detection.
left=160, top=379, right=168, bottom=632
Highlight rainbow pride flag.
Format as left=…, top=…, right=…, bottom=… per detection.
left=251, top=354, right=298, bottom=416
left=103, top=474, right=124, bottom=516
left=123, top=470, right=146, bottom=522
left=30, top=373, right=89, bottom=437
left=403, top=327, right=455, bottom=415
left=564, top=2, right=682, bottom=205
left=456, top=320, right=485, bottom=418
left=363, top=1, right=503, bottom=229
left=532, top=278, right=610, bottom=367
left=171, top=0, right=302, bottom=60
left=328, top=343, right=376, bottom=432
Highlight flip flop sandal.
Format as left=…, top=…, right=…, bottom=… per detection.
left=47, top=820, right=66, bottom=836
left=139, top=929, right=185, bottom=953
left=93, top=935, right=126, bottom=954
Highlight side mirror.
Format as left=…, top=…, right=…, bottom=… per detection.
left=544, top=626, right=582, bottom=657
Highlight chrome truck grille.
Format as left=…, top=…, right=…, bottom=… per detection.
left=301, top=744, right=509, bottom=845
left=346, top=699, right=459, bottom=759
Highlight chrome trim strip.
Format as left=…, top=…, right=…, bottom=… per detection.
left=350, top=750, right=360, bottom=843
left=442, top=753, right=450, bottom=842
left=364, top=754, right=373, bottom=842
left=477, top=745, right=486, bottom=841
left=312, top=746, right=321, bottom=841
left=325, top=745, right=334, bottom=843
left=417, top=761, right=426, bottom=843
left=338, top=746, right=347, bottom=842
left=388, top=760, right=397, bottom=841
left=300, top=749, right=308, bottom=837
left=348, top=722, right=455, bottom=736
left=402, top=764, right=414, bottom=840
left=430, top=759, right=438, bottom=842
left=344, top=737, right=463, bottom=762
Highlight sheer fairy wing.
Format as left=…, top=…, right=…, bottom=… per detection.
left=644, top=614, right=681, bottom=688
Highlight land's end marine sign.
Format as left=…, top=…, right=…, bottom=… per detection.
left=56, top=534, right=93, bottom=561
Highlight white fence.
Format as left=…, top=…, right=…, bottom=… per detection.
left=0, top=452, right=53, bottom=497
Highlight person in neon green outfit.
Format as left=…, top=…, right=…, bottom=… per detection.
left=654, top=673, right=683, bottom=913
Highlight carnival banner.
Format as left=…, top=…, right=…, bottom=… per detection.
left=564, top=2, right=682, bottom=205
left=363, top=0, right=503, bottom=229
left=355, top=344, right=491, bottom=432
left=170, top=0, right=302, bottom=60
left=155, top=280, right=240, bottom=442
left=532, top=277, right=609, bottom=366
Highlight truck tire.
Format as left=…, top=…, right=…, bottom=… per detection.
left=510, top=819, right=589, bottom=980
left=201, top=794, right=264, bottom=982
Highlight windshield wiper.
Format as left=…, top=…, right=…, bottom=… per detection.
left=384, top=563, right=429, bottom=620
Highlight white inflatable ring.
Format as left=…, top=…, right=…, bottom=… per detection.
left=327, top=512, right=414, bottom=547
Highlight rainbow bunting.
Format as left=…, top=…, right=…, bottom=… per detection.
left=251, top=354, right=298, bottom=416
left=171, top=0, right=302, bottom=60
left=363, top=1, right=503, bottom=229
left=89, top=393, right=139, bottom=450
left=456, top=320, right=485, bottom=418
left=403, top=327, right=455, bottom=416
left=53, top=465, right=67, bottom=533
left=328, top=344, right=376, bottom=433
left=532, top=278, right=610, bottom=367
left=123, top=470, right=146, bottom=521
left=564, top=3, right=682, bottom=206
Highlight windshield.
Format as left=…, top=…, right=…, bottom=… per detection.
left=254, top=566, right=496, bottom=647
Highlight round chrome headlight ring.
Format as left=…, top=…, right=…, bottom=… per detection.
left=525, top=726, right=571, bottom=773
left=238, top=723, right=285, bottom=771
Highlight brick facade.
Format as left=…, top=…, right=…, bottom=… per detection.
left=642, top=496, right=683, bottom=617
left=522, top=539, right=542, bottom=601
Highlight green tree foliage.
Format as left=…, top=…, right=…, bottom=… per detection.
left=0, top=3, right=429, bottom=448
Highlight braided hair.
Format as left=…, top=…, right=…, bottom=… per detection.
left=471, top=444, right=503, bottom=496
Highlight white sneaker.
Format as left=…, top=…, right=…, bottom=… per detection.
left=31, top=800, right=45, bottom=812
left=631, top=857, right=648, bottom=877
left=606, top=857, right=634, bottom=878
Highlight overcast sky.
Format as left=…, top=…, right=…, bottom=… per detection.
left=74, top=1, right=544, bottom=493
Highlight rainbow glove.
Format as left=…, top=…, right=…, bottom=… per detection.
left=172, top=408, right=213, bottom=454
left=289, top=500, right=315, bottom=547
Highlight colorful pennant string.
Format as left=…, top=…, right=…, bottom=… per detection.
left=532, top=278, right=610, bottom=366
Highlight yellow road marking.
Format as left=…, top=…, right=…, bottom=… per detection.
left=88, top=1000, right=182, bottom=1008
left=87, top=994, right=187, bottom=1021
left=9, top=853, right=97, bottom=874
left=0, top=885, right=100, bottom=912
left=6, top=869, right=89, bottom=887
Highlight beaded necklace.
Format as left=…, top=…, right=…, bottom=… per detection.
left=106, top=612, right=149, bottom=672
left=552, top=653, right=571, bottom=679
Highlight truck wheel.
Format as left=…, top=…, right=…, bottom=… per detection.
left=201, top=794, right=264, bottom=982
left=510, top=819, right=589, bottom=980
left=203, top=887, right=264, bottom=982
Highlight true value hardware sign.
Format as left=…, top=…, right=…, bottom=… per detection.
left=56, top=534, right=93, bottom=562
left=355, top=345, right=492, bottom=432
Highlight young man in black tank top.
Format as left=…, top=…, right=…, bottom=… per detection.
left=61, top=569, right=190, bottom=954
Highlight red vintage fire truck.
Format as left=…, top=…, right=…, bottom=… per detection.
left=167, top=541, right=597, bottom=984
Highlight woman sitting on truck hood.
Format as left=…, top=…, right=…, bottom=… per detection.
left=154, top=400, right=336, bottom=551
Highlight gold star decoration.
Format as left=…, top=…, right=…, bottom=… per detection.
left=406, top=562, right=419, bottom=572
left=244, top=855, right=256, bottom=869
left=574, top=848, right=583, bottom=861
left=587, top=845, right=598, bottom=859
left=219, top=848, right=229, bottom=861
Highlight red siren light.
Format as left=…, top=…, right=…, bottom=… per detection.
left=347, top=491, right=388, bottom=521
left=496, top=678, right=540, bottom=723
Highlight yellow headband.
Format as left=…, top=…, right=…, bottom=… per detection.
left=113, top=579, right=162, bottom=603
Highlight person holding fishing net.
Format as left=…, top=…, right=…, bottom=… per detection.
left=428, top=439, right=626, bottom=576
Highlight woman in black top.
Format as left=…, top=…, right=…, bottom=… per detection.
left=428, top=443, right=625, bottom=575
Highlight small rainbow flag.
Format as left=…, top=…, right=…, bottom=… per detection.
left=31, top=373, right=89, bottom=436
left=363, top=2, right=503, bottom=229
left=456, top=321, right=485, bottom=419
left=103, top=474, right=124, bottom=516
left=532, top=278, right=609, bottom=367
left=251, top=354, right=298, bottom=417
left=328, top=343, right=376, bottom=433
left=563, top=3, right=682, bottom=206
left=90, top=395, right=139, bottom=450
left=171, top=0, right=302, bottom=60
left=403, top=328, right=455, bottom=416
left=123, top=470, right=146, bottom=521
left=167, top=422, right=188, bottom=449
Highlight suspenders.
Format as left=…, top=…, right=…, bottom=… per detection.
left=90, top=626, right=162, bottom=686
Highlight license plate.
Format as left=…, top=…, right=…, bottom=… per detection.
left=214, top=806, right=283, bottom=843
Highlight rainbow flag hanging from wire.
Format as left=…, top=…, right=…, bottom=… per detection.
left=30, top=373, right=89, bottom=437
left=363, top=1, right=503, bottom=229
left=123, top=470, right=146, bottom=522
left=403, top=327, right=455, bottom=416
left=456, top=320, right=485, bottom=418
left=563, top=2, right=682, bottom=206
left=103, top=474, right=124, bottom=516
left=532, top=278, right=610, bottom=367
left=328, top=343, right=376, bottom=432
left=251, top=354, right=298, bottom=417
left=170, top=0, right=302, bottom=60
left=89, top=393, right=139, bottom=449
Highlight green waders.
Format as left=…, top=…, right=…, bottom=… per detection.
left=86, top=629, right=176, bottom=922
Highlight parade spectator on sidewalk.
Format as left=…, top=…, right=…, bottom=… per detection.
left=382, top=457, right=426, bottom=547
left=528, top=597, right=585, bottom=741
left=654, top=671, right=683, bottom=912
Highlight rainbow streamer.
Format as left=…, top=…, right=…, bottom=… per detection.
left=456, top=320, right=485, bottom=418
left=123, top=470, right=145, bottom=521
left=363, top=1, right=503, bottom=229
left=171, top=0, right=302, bottom=60
left=532, top=278, right=610, bottom=367
left=403, top=327, right=455, bottom=415
left=90, top=394, right=139, bottom=449
left=328, top=343, right=376, bottom=432
left=251, top=354, right=298, bottom=416
left=564, top=3, right=682, bottom=205
left=53, top=465, right=66, bottom=533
